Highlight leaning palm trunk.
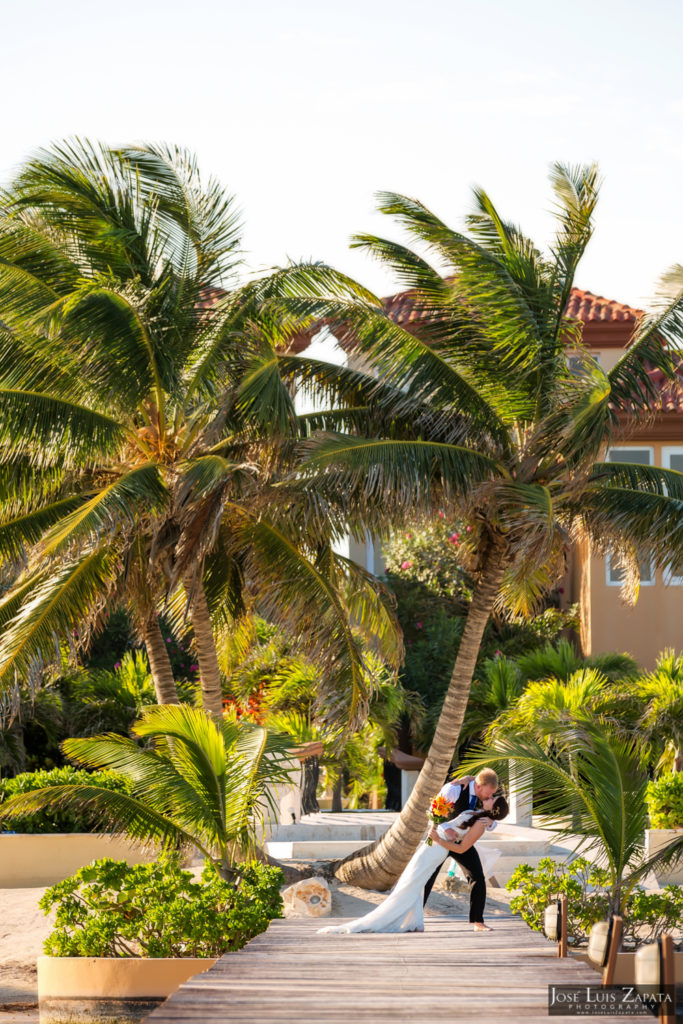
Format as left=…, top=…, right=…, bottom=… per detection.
left=141, top=616, right=180, bottom=705
left=188, top=581, right=224, bottom=719
left=335, top=557, right=507, bottom=889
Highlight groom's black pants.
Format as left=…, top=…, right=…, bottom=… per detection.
left=423, top=847, right=486, bottom=923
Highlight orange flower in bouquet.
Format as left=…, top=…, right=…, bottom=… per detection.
left=426, top=794, right=455, bottom=845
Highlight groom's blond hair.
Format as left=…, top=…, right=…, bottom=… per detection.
left=476, top=768, right=499, bottom=788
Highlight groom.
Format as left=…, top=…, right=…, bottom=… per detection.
left=422, top=768, right=499, bottom=928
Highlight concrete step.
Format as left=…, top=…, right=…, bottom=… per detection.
left=266, top=811, right=396, bottom=842
left=265, top=837, right=570, bottom=862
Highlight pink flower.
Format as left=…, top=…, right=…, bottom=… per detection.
left=449, top=533, right=459, bottom=543
left=466, top=525, right=472, bottom=533
left=405, top=533, right=412, bottom=539
left=495, top=649, right=502, bottom=657
left=438, top=511, right=445, bottom=519
left=113, top=661, right=121, bottom=670
left=190, top=664, right=199, bottom=672
left=401, top=560, right=413, bottom=570
left=166, top=638, right=172, bottom=643
left=416, top=621, right=423, bottom=630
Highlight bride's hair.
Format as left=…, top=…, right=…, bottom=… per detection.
left=459, top=795, right=509, bottom=830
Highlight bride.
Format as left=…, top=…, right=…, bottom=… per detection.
left=318, top=795, right=509, bottom=935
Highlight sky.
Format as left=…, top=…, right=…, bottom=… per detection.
left=3, top=0, right=683, bottom=313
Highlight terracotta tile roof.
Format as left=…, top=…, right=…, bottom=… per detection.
left=565, top=288, right=643, bottom=323
left=381, top=284, right=644, bottom=327
left=645, top=360, right=683, bottom=414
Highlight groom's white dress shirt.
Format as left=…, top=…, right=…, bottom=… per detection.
left=437, top=778, right=497, bottom=831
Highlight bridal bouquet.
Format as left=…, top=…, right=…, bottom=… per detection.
left=425, top=795, right=455, bottom=845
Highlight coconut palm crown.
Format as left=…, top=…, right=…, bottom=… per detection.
left=277, top=163, right=683, bottom=887
left=0, top=140, right=399, bottom=726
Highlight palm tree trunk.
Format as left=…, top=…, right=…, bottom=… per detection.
left=142, top=616, right=180, bottom=705
left=188, top=580, right=224, bottom=720
left=335, top=554, right=508, bottom=889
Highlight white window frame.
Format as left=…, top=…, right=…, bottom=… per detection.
left=567, top=351, right=602, bottom=375
left=662, top=447, right=683, bottom=585
left=605, top=446, right=656, bottom=587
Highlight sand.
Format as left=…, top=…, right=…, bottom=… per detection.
left=0, top=886, right=52, bottom=1021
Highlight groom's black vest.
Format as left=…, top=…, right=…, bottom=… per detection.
left=449, top=782, right=479, bottom=816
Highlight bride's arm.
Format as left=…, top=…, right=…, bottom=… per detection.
left=429, top=819, right=488, bottom=853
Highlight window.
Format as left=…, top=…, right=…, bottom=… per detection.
left=606, top=555, right=655, bottom=587
left=662, top=448, right=683, bottom=585
left=605, top=447, right=655, bottom=586
left=606, top=446, right=654, bottom=466
left=567, top=351, right=601, bottom=375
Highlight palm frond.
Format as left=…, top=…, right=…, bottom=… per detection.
left=0, top=548, right=120, bottom=692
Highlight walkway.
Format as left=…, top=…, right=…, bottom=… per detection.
left=146, top=914, right=648, bottom=1023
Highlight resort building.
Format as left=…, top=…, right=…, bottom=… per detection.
left=303, top=286, right=683, bottom=669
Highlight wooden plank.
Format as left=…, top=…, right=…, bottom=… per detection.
left=146, top=915, right=651, bottom=1023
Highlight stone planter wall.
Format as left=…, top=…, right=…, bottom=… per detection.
left=644, top=828, right=683, bottom=885
left=38, top=955, right=216, bottom=1024
left=0, top=833, right=157, bottom=887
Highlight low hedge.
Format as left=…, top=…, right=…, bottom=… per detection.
left=646, top=773, right=683, bottom=830
left=506, top=857, right=683, bottom=948
left=40, top=857, right=284, bottom=957
left=0, top=767, right=132, bottom=834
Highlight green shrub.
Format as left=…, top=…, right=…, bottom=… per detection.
left=647, top=773, right=683, bottom=829
left=0, top=767, right=132, bottom=834
left=506, top=857, right=683, bottom=948
left=39, top=857, right=284, bottom=957
left=506, top=857, right=610, bottom=946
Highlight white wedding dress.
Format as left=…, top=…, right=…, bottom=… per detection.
left=318, top=810, right=501, bottom=935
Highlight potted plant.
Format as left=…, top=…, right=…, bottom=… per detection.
left=37, top=856, right=283, bottom=1024
left=0, top=705, right=294, bottom=1023
left=645, top=773, right=683, bottom=885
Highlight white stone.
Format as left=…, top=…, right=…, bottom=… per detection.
left=281, top=876, right=332, bottom=917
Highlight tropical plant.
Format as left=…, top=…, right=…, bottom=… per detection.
left=485, top=667, right=635, bottom=747
left=515, top=638, right=638, bottom=685
left=0, top=139, right=399, bottom=723
left=60, top=650, right=159, bottom=737
left=646, top=773, right=683, bottom=829
left=0, top=766, right=131, bottom=833
left=461, top=720, right=683, bottom=913
left=634, top=649, right=683, bottom=772
left=279, top=164, right=683, bottom=888
left=0, top=704, right=294, bottom=878
left=506, top=856, right=683, bottom=948
left=40, top=857, right=283, bottom=957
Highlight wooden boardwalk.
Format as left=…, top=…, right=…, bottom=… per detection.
left=147, top=915, right=649, bottom=1023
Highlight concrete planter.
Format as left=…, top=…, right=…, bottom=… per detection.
left=0, top=833, right=157, bottom=887
left=38, top=955, right=216, bottom=1024
left=644, top=828, right=683, bottom=885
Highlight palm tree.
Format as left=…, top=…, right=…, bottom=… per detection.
left=0, top=703, right=293, bottom=880
left=634, top=649, right=683, bottom=772
left=460, top=722, right=683, bottom=914
left=486, top=668, right=638, bottom=746
left=0, top=140, right=399, bottom=722
left=516, top=638, right=638, bottom=685
left=278, top=164, right=683, bottom=888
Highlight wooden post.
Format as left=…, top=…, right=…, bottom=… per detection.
left=602, top=915, right=623, bottom=986
left=660, top=934, right=676, bottom=1024
left=558, top=896, right=568, bottom=958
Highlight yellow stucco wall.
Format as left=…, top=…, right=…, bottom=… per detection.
left=583, top=440, right=683, bottom=668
